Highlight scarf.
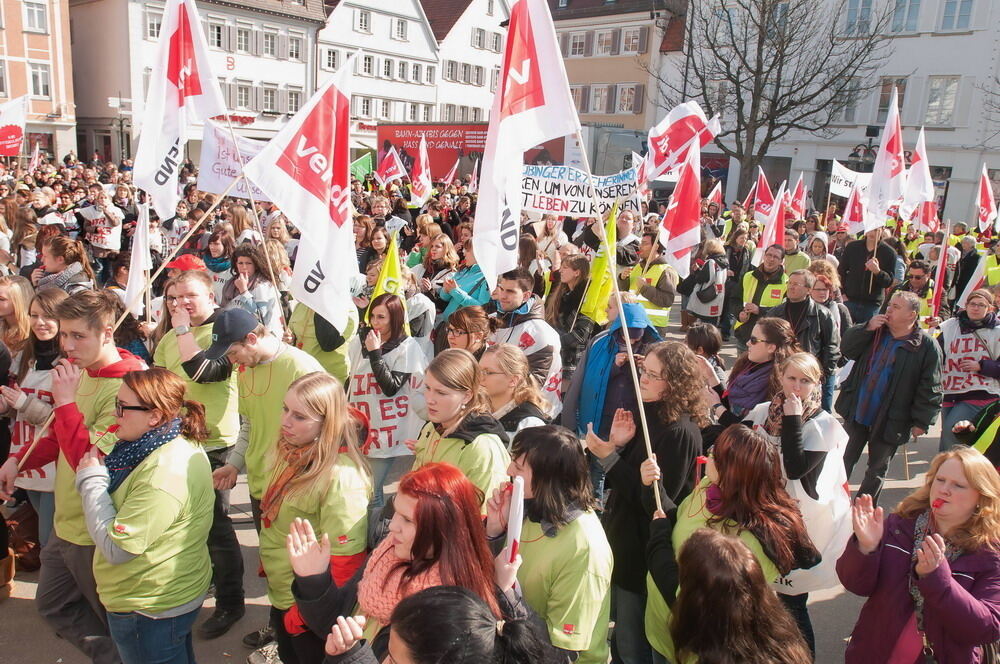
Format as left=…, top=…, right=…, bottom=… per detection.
left=762, top=390, right=822, bottom=437
left=259, top=438, right=317, bottom=529
left=958, top=311, right=998, bottom=334
left=357, top=537, right=443, bottom=625
left=105, top=418, right=181, bottom=494
left=907, top=510, right=963, bottom=644
left=203, top=255, right=231, bottom=274
left=37, top=261, right=87, bottom=291
left=725, top=361, right=773, bottom=417
left=221, top=271, right=262, bottom=305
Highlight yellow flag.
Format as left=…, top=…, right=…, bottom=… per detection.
left=580, top=202, right=618, bottom=326
left=366, top=230, right=409, bottom=333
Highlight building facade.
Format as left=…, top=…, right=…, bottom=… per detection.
left=0, top=0, right=76, bottom=159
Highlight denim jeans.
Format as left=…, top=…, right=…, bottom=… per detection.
left=25, top=489, right=55, bottom=547
left=821, top=373, right=837, bottom=413
left=106, top=605, right=200, bottom=664
left=844, top=300, right=880, bottom=326
left=367, top=454, right=414, bottom=509
left=940, top=401, right=988, bottom=451
left=611, top=585, right=654, bottom=664
left=205, top=448, right=245, bottom=611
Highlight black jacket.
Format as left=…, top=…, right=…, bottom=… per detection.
left=767, top=298, right=841, bottom=376
left=837, top=239, right=897, bottom=305
left=835, top=323, right=942, bottom=446
left=551, top=281, right=595, bottom=374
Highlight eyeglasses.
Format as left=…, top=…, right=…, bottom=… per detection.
left=640, top=368, right=666, bottom=382
left=445, top=327, right=468, bottom=337
left=908, top=274, right=927, bottom=280
left=165, top=294, right=200, bottom=305
left=115, top=399, right=151, bottom=417
left=748, top=336, right=764, bottom=346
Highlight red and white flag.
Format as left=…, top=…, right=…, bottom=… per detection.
left=790, top=173, right=808, bottom=219
left=658, top=139, right=701, bottom=279
left=752, top=169, right=773, bottom=226
left=0, top=96, right=27, bottom=158
left=27, top=142, right=41, bottom=172
left=374, top=146, right=406, bottom=187
left=442, top=157, right=460, bottom=187
left=958, top=258, right=987, bottom=309
left=930, top=224, right=950, bottom=317
left=750, top=170, right=778, bottom=265
left=244, top=55, right=357, bottom=330
left=409, top=134, right=432, bottom=206
left=741, top=180, right=757, bottom=211
left=646, top=101, right=720, bottom=181
left=843, top=184, right=868, bottom=235
left=468, top=159, right=480, bottom=193
left=632, top=151, right=650, bottom=197
left=707, top=180, right=723, bottom=208
left=901, top=127, right=935, bottom=228
left=977, top=164, right=998, bottom=232
left=475, top=0, right=581, bottom=289
left=123, top=203, right=154, bottom=317
left=133, top=0, right=226, bottom=221
left=866, top=87, right=906, bottom=231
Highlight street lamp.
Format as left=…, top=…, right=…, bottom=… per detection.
left=846, top=125, right=880, bottom=173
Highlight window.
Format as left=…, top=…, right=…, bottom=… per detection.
left=398, top=61, right=407, bottom=80
left=0, top=63, right=6, bottom=97
left=837, top=78, right=862, bottom=123
left=426, top=66, right=435, bottom=84
left=444, top=104, right=456, bottom=121
left=487, top=0, right=495, bottom=15
left=473, top=28, right=485, bottom=48
left=461, top=63, right=472, bottom=84
left=570, top=86, right=583, bottom=112
left=326, top=49, right=338, bottom=70
left=208, top=23, right=224, bottom=49
left=146, top=12, right=162, bottom=40
left=705, top=80, right=729, bottom=114
left=289, top=37, right=302, bottom=60
left=380, top=99, right=391, bottom=120
left=412, top=63, right=422, bottom=82
left=459, top=106, right=469, bottom=121
left=356, top=10, right=371, bottom=33
left=474, top=66, right=484, bottom=86
left=395, top=19, right=408, bottom=40
left=288, top=90, right=302, bottom=113
left=891, top=0, right=921, bottom=32
left=596, top=30, right=614, bottom=55
left=29, top=63, right=50, bottom=97
left=569, top=33, right=585, bottom=56
left=844, top=0, right=872, bottom=35
left=359, top=97, right=372, bottom=117
left=362, top=55, right=374, bottom=76
left=423, top=105, right=432, bottom=122
left=472, top=107, right=482, bottom=121
left=941, top=0, right=972, bottom=30
left=617, top=84, right=636, bottom=113
left=262, top=87, right=278, bottom=112
left=408, top=103, right=417, bottom=121
left=236, top=85, right=251, bottom=109
left=262, top=32, right=277, bottom=56
left=491, top=67, right=500, bottom=92
left=590, top=86, right=608, bottom=113
left=446, top=61, right=457, bottom=81
left=876, top=77, right=907, bottom=122
left=622, top=27, right=641, bottom=53
left=384, top=59, right=394, bottom=78
left=24, top=2, right=47, bottom=32
left=767, top=2, right=789, bottom=36
left=237, top=27, right=251, bottom=52
left=925, top=75, right=959, bottom=125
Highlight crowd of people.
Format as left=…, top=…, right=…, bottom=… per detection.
left=0, top=151, right=999, bottom=664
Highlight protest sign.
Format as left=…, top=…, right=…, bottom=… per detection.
left=829, top=160, right=872, bottom=198
left=197, top=120, right=271, bottom=202
left=520, top=164, right=640, bottom=217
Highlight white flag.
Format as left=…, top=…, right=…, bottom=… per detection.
left=124, top=204, right=154, bottom=317
left=133, top=0, right=227, bottom=220
left=409, top=134, right=432, bottom=206
left=647, top=101, right=720, bottom=181
left=244, top=56, right=358, bottom=331
left=475, top=0, right=581, bottom=290
left=468, top=159, right=479, bottom=194
left=442, top=157, right=460, bottom=187
left=374, top=146, right=407, bottom=187
left=866, top=87, right=906, bottom=230
left=900, top=127, right=935, bottom=224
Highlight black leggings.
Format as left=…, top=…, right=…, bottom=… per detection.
left=270, top=606, right=326, bottom=664
left=779, top=592, right=815, bottom=659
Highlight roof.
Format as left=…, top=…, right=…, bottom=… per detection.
left=203, top=0, right=328, bottom=24
left=421, top=0, right=475, bottom=41
left=659, top=10, right=685, bottom=52
left=548, top=0, right=669, bottom=20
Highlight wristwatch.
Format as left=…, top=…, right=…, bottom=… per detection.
left=174, top=324, right=191, bottom=336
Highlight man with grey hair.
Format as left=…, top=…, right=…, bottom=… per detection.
left=837, top=290, right=942, bottom=503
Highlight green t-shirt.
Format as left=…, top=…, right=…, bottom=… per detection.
left=412, top=421, right=510, bottom=511
left=153, top=322, right=239, bottom=451
left=783, top=250, right=811, bottom=275
left=240, top=345, right=323, bottom=498
left=93, top=437, right=214, bottom=613
left=645, top=480, right=779, bottom=659
left=287, top=304, right=357, bottom=384
left=259, top=453, right=371, bottom=609
left=54, top=372, right=122, bottom=546
left=517, top=511, right=613, bottom=664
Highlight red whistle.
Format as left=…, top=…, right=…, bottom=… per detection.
left=932, top=499, right=944, bottom=509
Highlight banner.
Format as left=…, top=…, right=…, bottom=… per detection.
left=197, top=121, right=270, bottom=202
left=520, top=164, right=640, bottom=217
left=0, top=96, right=27, bottom=157
left=829, top=160, right=872, bottom=199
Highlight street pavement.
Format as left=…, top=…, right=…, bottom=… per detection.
left=0, top=329, right=940, bottom=664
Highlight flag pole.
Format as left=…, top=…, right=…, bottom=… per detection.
left=113, top=175, right=242, bottom=332
left=574, top=130, right=663, bottom=514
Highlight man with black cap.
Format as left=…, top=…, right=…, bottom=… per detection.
left=184, top=307, right=322, bottom=649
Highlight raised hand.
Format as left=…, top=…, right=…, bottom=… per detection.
left=852, top=494, right=884, bottom=555
left=286, top=517, right=331, bottom=578
left=915, top=533, right=948, bottom=577
left=608, top=409, right=636, bottom=447
left=325, top=616, right=366, bottom=656
left=494, top=547, right=522, bottom=592
left=783, top=393, right=803, bottom=416
left=51, top=359, right=83, bottom=408
left=585, top=423, right=615, bottom=460
left=364, top=329, right=382, bottom=352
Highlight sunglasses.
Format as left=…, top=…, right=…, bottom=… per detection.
left=748, top=336, right=766, bottom=345
left=115, top=399, right=151, bottom=417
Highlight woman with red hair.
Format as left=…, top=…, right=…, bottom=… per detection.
left=286, top=462, right=541, bottom=663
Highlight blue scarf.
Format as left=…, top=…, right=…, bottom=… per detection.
left=105, top=418, right=182, bottom=493
left=203, top=255, right=231, bottom=274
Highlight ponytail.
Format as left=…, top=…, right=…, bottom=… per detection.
left=494, top=616, right=550, bottom=664
left=48, top=236, right=97, bottom=283
left=180, top=399, right=208, bottom=443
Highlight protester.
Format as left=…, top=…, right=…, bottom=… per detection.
left=35, top=236, right=96, bottom=294
left=439, top=239, right=490, bottom=320
left=221, top=244, right=283, bottom=336
left=544, top=254, right=594, bottom=386
left=479, top=343, right=550, bottom=442
left=683, top=238, right=728, bottom=326
left=721, top=227, right=754, bottom=340
left=838, top=227, right=898, bottom=324
left=287, top=304, right=358, bottom=385
left=767, top=269, right=840, bottom=386
left=442, top=305, right=491, bottom=358
left=733, top=243, right=787, bottom=349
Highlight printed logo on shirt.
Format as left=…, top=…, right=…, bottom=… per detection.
left=518, top=331, right=535, bottom=349
left=114, top=524, right=127, bottom=534
left=770, top=288, right=782, bottom=299
left=337, top=535, right=351, bottom=545
left=562, top=624, right=577, bottom=636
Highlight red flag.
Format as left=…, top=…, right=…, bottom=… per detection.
left=133, top=0, right=226, bottom=220
left=658, top=140, right=701, bottom=279
left=0, top=97, right=28, bottom=158
left=752, top=169, right=774, bottom=227
left=244, top=55, right=357, bottom=330
left=442, top=157, right=460, bottom=187
left=647, top=101, right=720, bottom=181
left=409, top=134, right=432, bottom=205
left=741, top=180, right=757, bottom=211
left=751, top=171, right=781, bottom=266
left=468, top=159, right=479, bottom=194
left=930, top=225, right=950, bottom=317
left=866, top=86, right=905, bottom=230
left=790, top=173, right=807, bottom=219
left=978, top=164, right=998, bottom=232
left=707, top=181, right=722, bottom=208
left=374, top=146, right=407, bottom=187
left=633, top=151, right=650, bottom=197
left=475, top=0, right=581, bottom=289
left=843, top=184, right=867, bottom=235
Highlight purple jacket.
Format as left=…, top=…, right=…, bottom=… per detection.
left=837, top=513, right=1000, bottom=663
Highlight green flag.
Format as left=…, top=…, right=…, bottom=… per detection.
left=350, top=152, right=373, bottom=181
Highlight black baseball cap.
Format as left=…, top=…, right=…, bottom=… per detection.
left=204, top=309, right=259, bottom=360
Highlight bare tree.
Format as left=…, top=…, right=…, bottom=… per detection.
left=649, top=0, right=893, bottom=195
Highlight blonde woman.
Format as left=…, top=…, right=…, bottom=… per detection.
left=479, top=343, right=550, bottom=442
left=0, top=275, right=33, bottom=358
left=838, top=447, right=1000, bottom=663
left=258, top=372, right=371, bottom=663
left=230, top=204, right=262, bottom=246
left=412, top=234, right=459, bottom=314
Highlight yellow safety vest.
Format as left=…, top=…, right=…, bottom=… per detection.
left=987, top=266, right=1000, bottom=287
left=734, top=271, right=787, bottom=329
left=629, top=262, right=674, bottom=327
left=986, top=254, right=1000, bottom=272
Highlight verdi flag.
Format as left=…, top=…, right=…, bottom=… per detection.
left=351, top=152, right=373, bottom=181
left=367, top=229, right=409, bottom=333
left=579, top=202, right=618, bottom=326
